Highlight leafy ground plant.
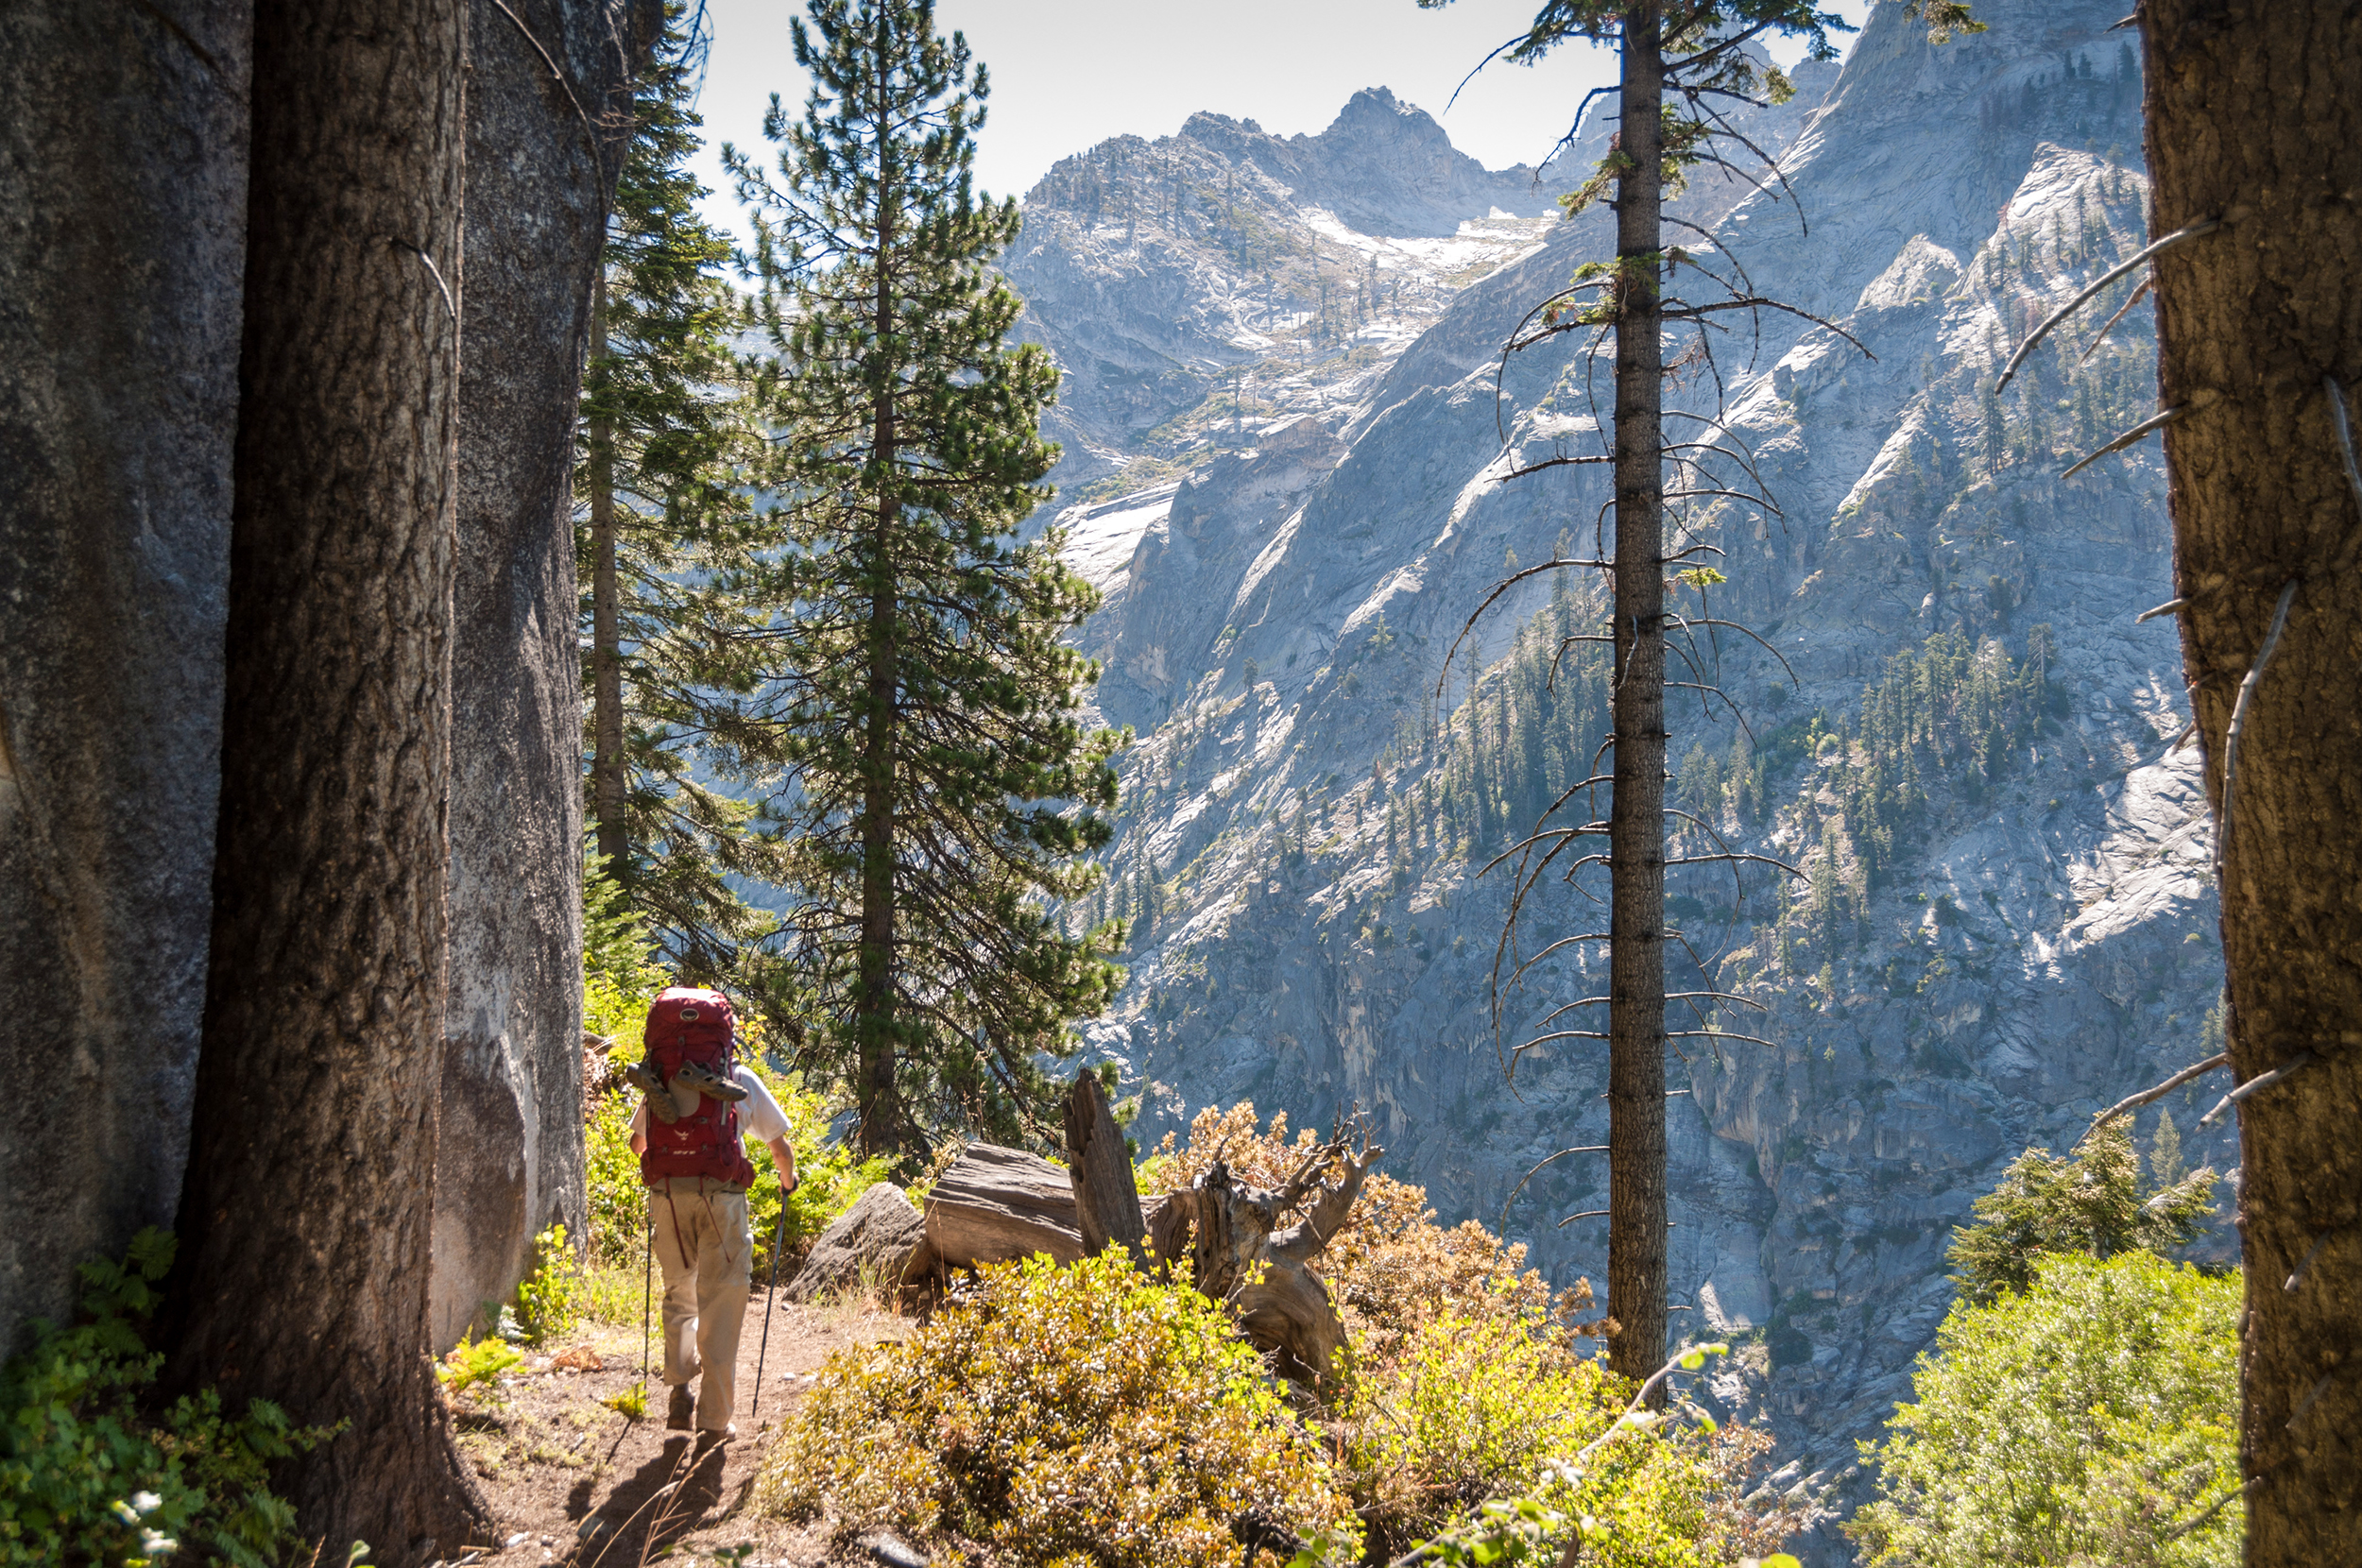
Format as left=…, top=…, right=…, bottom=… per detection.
left=754, top=1251, right=1362, bottom=1567
left=1849, top=1252, right=2241, bottom=1567
left=514, top=1223, right=589, bottom=1345
left=1336, top=1315, right=1803, bottom=1565
left=436, top=1333, right=526, bottom=1403
left=0, top=1229, right=341, bottom=1568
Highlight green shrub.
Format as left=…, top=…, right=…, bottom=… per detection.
left=1336, top=1315, right=1791, bottom=1566
left=0, top=1229, right=340, bottom=1568
left=1850, top=1252, right=2241, bottom=1568
left=1944, top=1116, right=2217, bottom=1306
left=513, top=1223, right=589, bottom=1345
left=754, top=1251, right=1362, bottom=1567
left=436, top=1333, right=525, bottom=1402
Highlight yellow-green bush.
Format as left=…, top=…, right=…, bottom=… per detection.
left=1337, top=1314, right=1797, bottom=1566
left=755, top=1251, right=1362, bottom=1567
left=1849, top=1253, right=2240, bottom=1568
left=512, top=1223, right=589, bottom=1345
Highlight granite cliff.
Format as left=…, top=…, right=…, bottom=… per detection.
left=1008, top=0, right=2229, bottom=1554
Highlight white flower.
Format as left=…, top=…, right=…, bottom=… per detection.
left=139, top=1529, right=179, bottom=1557
left=110, top=1500, right=139, bottom=1525
left=132, top=1491, right=163, bottom=1514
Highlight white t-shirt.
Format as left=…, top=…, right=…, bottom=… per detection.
left=629, top=1064, right=789, bottom=1146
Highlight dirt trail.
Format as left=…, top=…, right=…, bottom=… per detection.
left=439, top=1287, right=906, bottom=1568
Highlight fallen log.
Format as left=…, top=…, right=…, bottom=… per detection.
left=923, top=1142, right=1086, bottom=1269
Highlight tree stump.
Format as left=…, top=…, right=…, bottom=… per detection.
left=1063, top=1070, right=1147, bottom=1259
left=1154, top=1123, right=1382, bottom=1384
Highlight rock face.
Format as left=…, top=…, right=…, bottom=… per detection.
left=1017, top=4, right=2223, bottom=1556
left=0, top=1, right=249, bottom=1359
left=786, top=1184, right=928, bottom=1304
left=433, top=0, right=649, bottom=1353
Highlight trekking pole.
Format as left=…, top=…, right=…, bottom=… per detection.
left=749, top=1177, right=792, bottom=1421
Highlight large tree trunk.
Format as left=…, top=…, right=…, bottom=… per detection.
left=436, top=0, right=650, bottom=1354
left=1607, top=2, right=1669, bottom=1389
left=2140, top=6, right=2362, bottom=1559
left=0, top=0, right=250, bottom=1357
left=164, top=2, right=484, bottom=1558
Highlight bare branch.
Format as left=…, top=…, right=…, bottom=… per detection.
left=1995, top=216, right=2228, bottom=393
left=1496, top=1145, right=1610, bottom=1234
left=2198, top=1049, right=2317, bottom=1129
left=2135, top=598, right=2184, bottom=623
left=2071, top=1054, right=2228, bottom=1148
left=2077, top=274, right=2150, bottom=365
left=2218, top=577, right=2299, bottom=862
left=2061, top=403, right=2186, bottom=479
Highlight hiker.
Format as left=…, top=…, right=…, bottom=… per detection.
left=625, top=985, right=798, bottom=1442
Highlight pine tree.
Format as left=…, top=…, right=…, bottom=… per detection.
left=1423, top=0, right=1979, bottom=1387
left=579, top=3, right=781, bottom=976
left=728, top=0, right=1125, bottom=1158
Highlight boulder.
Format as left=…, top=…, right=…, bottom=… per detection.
left=786, top=1183, right=929, bottom=1304
left=923, top=1143, right=1086, bottom=1269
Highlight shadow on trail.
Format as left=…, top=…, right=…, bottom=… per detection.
left=570, top=1433, right=732, bottom=1567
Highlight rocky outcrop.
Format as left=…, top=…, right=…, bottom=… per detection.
left=432, top=0, right=650, bottom=1354
left=786, top=1184, right=929, bottom=1304
left=0, top=0, right=249, bottom=1359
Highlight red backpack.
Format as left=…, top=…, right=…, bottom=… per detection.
left=638, top=986, right=757, bottom=1188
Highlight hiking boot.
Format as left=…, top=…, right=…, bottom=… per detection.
left=694, top=1423, right=737, bottom=1448
left=665, top=1385, right=695, bottom=1431
left=624, top=1058, right=678, bottom=1124
left=673, top=1060, right=748, bottom=1103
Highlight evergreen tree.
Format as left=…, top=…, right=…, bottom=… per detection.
left=727, top=0, right=1125, bottom=1158
left=1425, top=0, right=1979, bottom=1386
left=1945, top=1117, right=2217, bottom=1306
left=578, top=3, right=781, bottom=977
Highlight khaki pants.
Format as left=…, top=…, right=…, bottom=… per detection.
left=648, top=1177, right=751, bottom=1431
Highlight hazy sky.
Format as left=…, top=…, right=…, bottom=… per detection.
left=684, top=0, right=1874, bottom=243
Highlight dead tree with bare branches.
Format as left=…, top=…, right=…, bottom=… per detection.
left=1422, top=0, right=1979, bottom=1390
left=1151, top=1121, right=1383, bottom=1384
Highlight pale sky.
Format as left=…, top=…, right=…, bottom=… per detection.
left=685, top=0, right=1874, bottom=245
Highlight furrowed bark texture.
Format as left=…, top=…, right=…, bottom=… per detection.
left=167, top=0, right=482, bottom=1557
left=436, top=0, right=652, bottom=1353
left=1607, top=3, right=1669, bottom=1389
left=856, top=87, right=904, bottom=1157
left=2142, top=5, right=2362, bottom=1558
left=0, top=0, right=250, bottom=1358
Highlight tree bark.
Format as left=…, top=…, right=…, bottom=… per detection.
left=437, top=0, right=649, bottom=1353
left=855, top=36, right=905, bottom=1158
left=2140, top=5, right=2362, bottom=1557
left=1064, top=1069, right=1147, bottom=1259
left=164, top=1, right=484, bottom=1558
left=1607, top=1, right=1669, bottom=1390
left=0, top=0, right=249, bottom=1357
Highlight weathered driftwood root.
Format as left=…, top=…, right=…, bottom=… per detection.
left=1155, top=1119, right=1384, bottom=1383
